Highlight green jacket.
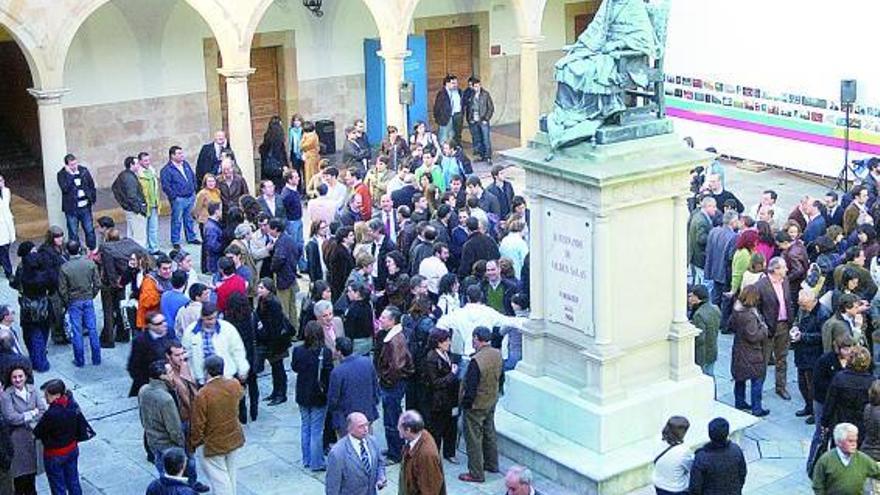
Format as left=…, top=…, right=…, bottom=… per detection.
left=812, top=448, right=880, bottom=495
left=730, top=248, right=752, bottom=293
left=139, top=167, right=161, bottom=213
left=822, top=314, right=857, bottom=353
left=138, top=378, right=185, bottom=453
left=687, top=210, right=712, bottom=268
left=58, top=255, right=100, bottom=305
left=692, top=301, right=721, bottom=366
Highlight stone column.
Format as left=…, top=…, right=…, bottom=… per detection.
left=378, top=48, right=411, bottom=138
left=592, top=212, right=613, bottom=346
left=518, top=35, right=544, bottom=146
left=669, top=194, right=701, bottom=380
left=28, top=88, right=70, bottom=230
left=217, top=67, right=257, bottom=193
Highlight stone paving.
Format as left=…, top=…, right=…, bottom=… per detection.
left=1, top=160, right=836, bottom=494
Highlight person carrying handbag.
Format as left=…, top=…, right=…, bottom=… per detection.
left=33, top=380, right=94, bottom=495
left=651, top=417, right=693, bottom=495
left=291, top=322, right=333, bottom=472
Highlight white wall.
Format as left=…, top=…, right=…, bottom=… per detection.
left=255, top=0, right=379, bottom=81
left=61, top=0, right=576, bottom=108
left=63, top=0, right=211, bottom=107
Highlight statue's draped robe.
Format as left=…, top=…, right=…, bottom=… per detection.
left=547, top=0, right=658, bottom=148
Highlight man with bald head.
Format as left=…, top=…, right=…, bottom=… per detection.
left=196, top=130, right=233, bottom=186
left=325, top=412, right=387, bottom=495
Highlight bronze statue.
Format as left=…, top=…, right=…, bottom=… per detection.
left=547, top=0, right=669, bottom=149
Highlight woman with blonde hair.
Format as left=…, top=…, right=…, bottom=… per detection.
left=306, top=158, right=330, bottom=199
left=301, top=121, right=321, bottom=189
left=193, top=173, right=221, bottom=226
left=652, top=416, right=693, bottom=495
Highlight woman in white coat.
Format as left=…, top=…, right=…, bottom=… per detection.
left=0, top=175, right=14, bottom=278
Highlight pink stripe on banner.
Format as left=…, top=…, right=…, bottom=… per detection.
left=667, top=107, right=880, bottom=155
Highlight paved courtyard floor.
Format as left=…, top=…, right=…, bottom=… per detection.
left=2, top=160, right=835, bottom=494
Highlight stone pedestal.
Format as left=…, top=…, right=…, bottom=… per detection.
left=498, top=132, right=755, bottom=494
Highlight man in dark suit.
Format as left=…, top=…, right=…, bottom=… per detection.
left=391, top=174, right=418, bottom=209
left=268, top=219, right=297, bottom=327
left=367, top=219, right=395, bottom=291
left=326, top=337, right=380, bottom=436
left=258, top=180, right=287, bottom=220
left=433, top=74, right=463, bottom=146
left=372, top=194, right=399, bottom=243
left=325, top=411, right=386, bottom=495
left=755, top=256, right=795, bottom=400
left=342, top=125, right=370, bottom=171
left=505, top=466, right=543, bottom=495
left=687, top=196, right=716, bottom=287
left=458, top=217, right=500, bottom=279
left=824, top=191, right=844, bottom=227
left=195, top=131, right=232, bottom=186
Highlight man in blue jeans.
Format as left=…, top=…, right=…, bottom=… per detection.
left=58, top=240, right=101, bottom=367
left=464, top=78, right=495, bottom=163
left=376, top=306, right=414, bottom=464
left=56, top=153, right=97, bottom=251
left=34, top=379, right=83, bottom=495
left=160, top=146, right=201, bottom=250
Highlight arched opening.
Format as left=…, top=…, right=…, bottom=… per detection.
left=231, top=0, right=380, bottom=166
left=0, top=24, right=43, bottom=236
left=62, top=0, right=218, bottom=216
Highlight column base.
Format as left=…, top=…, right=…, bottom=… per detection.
left=497, top=375, right=756, bottom=494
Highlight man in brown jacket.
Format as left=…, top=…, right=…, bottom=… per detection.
left=459, top=326, right=503, bottom=483
left=398, top=410, right=446, bottom=495
left=190, top=355, right=244, bottom=495
left=376, top=306, right=415, bottom=465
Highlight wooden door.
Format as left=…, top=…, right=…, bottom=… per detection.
left=219, top=46, right=282, bottom=154
left=574, top=13, right=595, bottom=37
left=425, top=26, right=476, bottom=123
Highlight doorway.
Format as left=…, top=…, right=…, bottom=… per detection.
left=0, top=32, right=45, bottom=238
left=425, top=25, right=477, bottom=125
left=219, top=46, right=283, bottom=155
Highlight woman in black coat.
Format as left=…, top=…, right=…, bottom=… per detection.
left=291, top=322, right=333, bottom=472
left=259, top=116, right=289, bottom=190
left=423, top=328, right=459, bottom=462
left=255, top=278, right=291, bottom=406
left=376, top=250, right=409, bottom=315
left=342, top=281, right=374, bottom=356
left=324, top=227, right=355, bottom=302
left=225, top=292, right=259, bottom=423
left=11, top=242, right=53, bottom=373
left=821, top=345, right=876, bottom=440
left=861, top=381, right=880, bottom=460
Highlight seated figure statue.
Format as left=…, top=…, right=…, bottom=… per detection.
left=547, top=0, right=659, bottom=149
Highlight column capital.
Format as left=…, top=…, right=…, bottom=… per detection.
left=217, top=67, right=256, bottom=80
left=377, top=49, right=411, bottom=62
left=27, top=88, right=70, bottom=105
left=518, top=35, right=545, bottom=46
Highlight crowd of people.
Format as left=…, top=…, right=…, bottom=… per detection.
left=685, top=156, right=880, bottom=493
left=0, top=72, right=548, bottom=495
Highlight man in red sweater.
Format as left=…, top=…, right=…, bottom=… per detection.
left=215, top=257, right=246, bottom=312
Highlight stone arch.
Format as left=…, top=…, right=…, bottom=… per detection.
left=510, top=0, right=549, bottom=39
left=56, top=0, right=235, bottom=78
left=0, top=12, right=46, bottom=87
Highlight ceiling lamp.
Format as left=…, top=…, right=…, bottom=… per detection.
left=303, top=0, right=323, bottom=17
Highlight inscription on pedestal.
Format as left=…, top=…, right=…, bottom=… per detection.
left=545, top=206, right=594, bottom=335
